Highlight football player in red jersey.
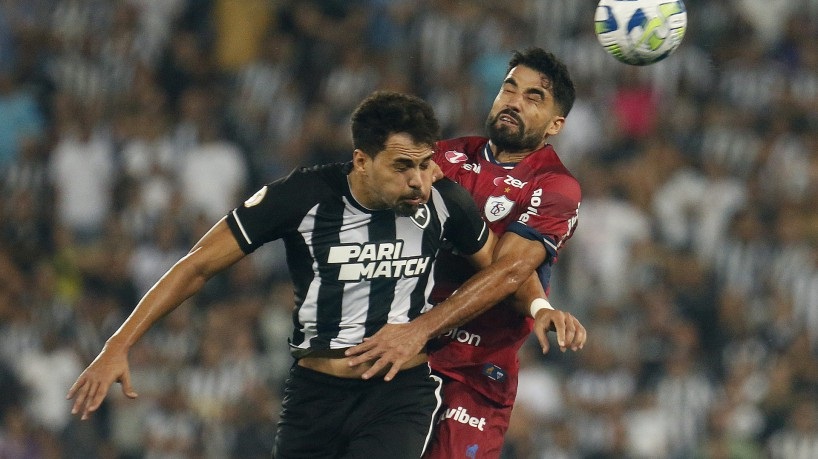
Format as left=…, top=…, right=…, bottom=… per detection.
left=346, top=48, right=587, bottom=458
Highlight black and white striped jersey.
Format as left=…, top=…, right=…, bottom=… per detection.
left=225, top=162, right=488, bottom=357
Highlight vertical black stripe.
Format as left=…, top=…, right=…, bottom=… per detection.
left=409, top=202, right=444, bottom=319
left=288, top=234, right=313, bottom=347
left=364, top=212, right=398, bottom=337
left=312, top=200, right=346, bottom=348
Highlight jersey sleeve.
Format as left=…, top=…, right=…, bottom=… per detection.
left=433, top=138, right=481, bottom=180
left=435, top=178, right=489, bottom=255
left=225, top=168, right=310, bottom=253
left=433, top=147, right=459, bottom=181
left=507, top=174, right=581, bottom=262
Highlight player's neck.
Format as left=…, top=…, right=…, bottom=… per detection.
left=489, top=141, right=546, bottom=164
left=347, top=172, right=378, bottom=210
left=490, top=147, right=533, bottom=164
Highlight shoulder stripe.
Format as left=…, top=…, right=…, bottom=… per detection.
left=231, top=209, right=252, bottom=245
left=543, top=236, right=558, bottom=253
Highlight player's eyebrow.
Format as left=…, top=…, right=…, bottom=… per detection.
left=504, top=76, right=547, bottom=99
left=393, top=157, right=414, bottom=167
left=503, top=76, right=518, bottom=87
left=393, top=153, right=432, bottom=168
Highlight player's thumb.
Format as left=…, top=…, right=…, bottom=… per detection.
left=120, top=372, right=138, bottom=399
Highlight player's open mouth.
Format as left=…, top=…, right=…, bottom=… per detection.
left=498, top=113, right=519, bottom=127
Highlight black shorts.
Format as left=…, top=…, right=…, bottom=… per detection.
left=273, top=363, right=443, bottom=459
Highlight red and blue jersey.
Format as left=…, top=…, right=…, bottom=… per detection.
left=429, top=136, right=581, bottom=406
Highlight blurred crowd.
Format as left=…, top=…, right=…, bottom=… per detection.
left=0, top=0, right=817, bottom=458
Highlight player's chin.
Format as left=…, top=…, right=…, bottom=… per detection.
left=395, top=200, right=420, bottom=217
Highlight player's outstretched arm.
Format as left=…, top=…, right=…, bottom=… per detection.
left=67, top=218, right=245, bottom=419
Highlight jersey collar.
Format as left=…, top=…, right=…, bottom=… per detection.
left=481, top=143, right=550, bottom=169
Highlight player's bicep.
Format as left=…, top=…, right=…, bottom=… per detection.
left=494, top=231, right=548, bottom=271
left=187, top=218, right=247, bottom=277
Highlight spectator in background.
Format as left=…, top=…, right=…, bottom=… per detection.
left=119, top=107, right=180, bottom=236
left=0, top=70, right=44, bottom=171
left=566, top=162, right=651, bottom=306
left=48, top=101, right=116, bottom=244
left=177, top=99, right=249, bottom=222
left=211, top=0, right=276, bottom=72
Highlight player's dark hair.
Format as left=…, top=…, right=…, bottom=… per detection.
left=351, top=91, right=440, bottom=157
left=507, top=48, right=575, bottom=116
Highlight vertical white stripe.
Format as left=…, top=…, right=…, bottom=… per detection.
left=421, top=370, right=444, bottom=457
left=338, top=198, right=374, bottom=346
left=231, top=210, right=252, bottom=245
left=391, top=215, right=425, bottom=322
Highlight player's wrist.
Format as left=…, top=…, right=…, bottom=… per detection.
left=530, top=297, right=554, bottom=318
left=412, top=312, right=443, bottom=341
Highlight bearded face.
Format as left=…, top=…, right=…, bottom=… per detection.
left=485, top=108, right=546, bottom=153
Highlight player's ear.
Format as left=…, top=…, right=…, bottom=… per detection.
left=546, top=116, right=565, bottom=136
left=352, top=149, right=370, bottom=174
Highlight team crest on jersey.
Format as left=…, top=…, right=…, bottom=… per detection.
left=444, top=150, right=467, bottom=163
left=410, top=204, right=431, bottom=229
left=244, top=186, right=268, bottom=207
left=484, top=195, right=514, bottom=222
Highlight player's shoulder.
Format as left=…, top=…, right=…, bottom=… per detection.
left=536, top=145, right=580, bottom=180
left=290, top=161, right=349, bottom=180
left=527, top=146, right=581, bottom=199
left=431, top=177, right=477, bottom=209
left=280, top=162, right=349, bottom=188
left=264, top=162, right=349, bottom=204
left=431, top=176, right=463, bottom=195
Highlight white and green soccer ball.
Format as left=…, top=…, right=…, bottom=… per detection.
left=595, top=0, right=687, bottom=66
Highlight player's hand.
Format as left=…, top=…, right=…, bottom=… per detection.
left=66, top=342, right=138, bottom=420
left=344, top=323, right=427, bottom=381
left=532, top=309, right=586, bottom=354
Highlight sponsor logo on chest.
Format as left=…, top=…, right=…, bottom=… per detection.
left=327, top=241, right=430, bottom=281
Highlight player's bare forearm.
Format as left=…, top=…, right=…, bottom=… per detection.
left=108, top=252, right=213, bottom=348
left=67, top=219, right=245, bottom=418
left=510, top=271, right=547, bottom=316
left=109, top=219, right=244, bottom=347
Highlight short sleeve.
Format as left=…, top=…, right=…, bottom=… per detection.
left=435, top=178, right=489, bottom=256
left=225, top=169, right=313, bottom=253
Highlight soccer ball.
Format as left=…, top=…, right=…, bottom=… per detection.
left=594, top=0, right=687, bottom=66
